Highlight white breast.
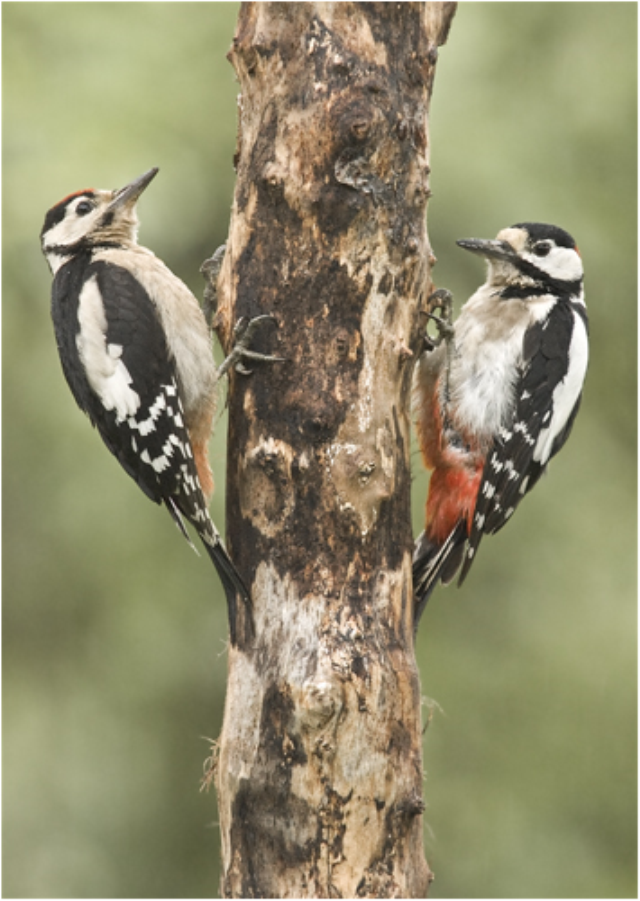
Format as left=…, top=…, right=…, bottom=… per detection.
left=446, top=286, right=529, bottom=440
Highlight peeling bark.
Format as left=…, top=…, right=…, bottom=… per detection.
left=214, top=3, right=456, bottom=896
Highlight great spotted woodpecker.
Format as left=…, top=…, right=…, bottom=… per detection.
left=413, top=222, right=589, bottom=625
left=41, top=168, right=277, bottom=643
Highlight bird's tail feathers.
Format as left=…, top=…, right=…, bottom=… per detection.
left=412, top=523, right=466, bottom=631
left=200, top=531, right=254, bottom=646
left=165, top=497, right=199, bottom=551
left=165, top=498, right=253, bottom=646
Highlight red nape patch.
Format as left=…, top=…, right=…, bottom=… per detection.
left=56, top=189, right=95, bottom=207
left=425, top=465, right=483, bottom=545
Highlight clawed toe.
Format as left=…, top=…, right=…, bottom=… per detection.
left=218, top=315, right=286, bottom=378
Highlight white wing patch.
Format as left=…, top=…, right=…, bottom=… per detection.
left=533, top=310, right=589, bottom=464
left=76, top=275, right=140, bottom=421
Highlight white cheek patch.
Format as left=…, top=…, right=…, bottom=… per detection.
left=44, top=204, right=103, bottom=251
left=76, top=275, right=140, bottom=421
left=525, top=246, right=583, bottom=282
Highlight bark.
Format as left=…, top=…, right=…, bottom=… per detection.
left=213, top=3, right=455, bottom=897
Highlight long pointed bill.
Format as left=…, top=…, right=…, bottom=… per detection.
left=456, top=237, right=517, bottom=262
left=109, top=167, right=159, bottom=211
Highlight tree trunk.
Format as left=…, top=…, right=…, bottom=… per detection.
left=214, top=3, right=455, bottom=896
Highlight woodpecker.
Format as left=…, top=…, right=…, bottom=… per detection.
left=413, top=222, right=589, bottom=624
left=41, top=167, right=275, bottom=643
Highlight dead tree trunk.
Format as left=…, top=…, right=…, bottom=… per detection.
left=214, top=3, right=455, bottom=896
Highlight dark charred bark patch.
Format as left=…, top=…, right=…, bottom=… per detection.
left=228, top=782, right=319, bottom=897
left=259, top=681, right=307, bottom=770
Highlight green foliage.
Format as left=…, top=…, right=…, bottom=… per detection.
left=3, top=2, right=636, bottom=897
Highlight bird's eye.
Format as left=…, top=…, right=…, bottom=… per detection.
left=76, top=201, right=94, bottom=216
left=533, top=242, right=551, bottom=257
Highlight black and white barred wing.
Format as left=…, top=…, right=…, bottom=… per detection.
left=459, top=301, right=588, bottom=584
left=70, top=261, right=199, bottom=514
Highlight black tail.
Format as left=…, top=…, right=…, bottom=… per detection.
left=412, top=523, right=467, bottom=632
left=165, top=498, right=253, bottom=646
left=200, top=533, right=254, bottom=646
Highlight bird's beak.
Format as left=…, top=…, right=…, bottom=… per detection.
left=456, top=237, right=517, bottom=262
left=109, top=167, right=159, bottom=211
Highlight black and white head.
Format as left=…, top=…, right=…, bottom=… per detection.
left=457, top=222, right=583, bottom=296
left=41, top=167, right=158, bottom=275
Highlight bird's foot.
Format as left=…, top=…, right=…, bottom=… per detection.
left=217, top=315, right=286, bottom=378
left=424, top=288, right=454, bottom=349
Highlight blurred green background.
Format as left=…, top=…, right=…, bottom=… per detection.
left=3, top=3, right=636, bottom=898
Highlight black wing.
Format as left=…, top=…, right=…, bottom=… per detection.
left=458, top=301, right=584, bottom=584
left=52, top=259, right=200, bottom=512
